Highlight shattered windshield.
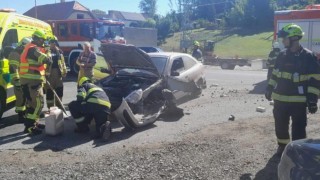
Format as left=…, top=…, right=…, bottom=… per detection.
left=116, top=68, right=158, bottom=78
left=150, top=56, right=168, bottom=75
left=97, top=23, right=124, bottom=40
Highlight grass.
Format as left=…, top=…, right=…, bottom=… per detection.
left=160, top=28, right=274, bottom=59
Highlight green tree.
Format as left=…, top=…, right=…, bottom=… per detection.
left=139, top=0, right=157, bottom=17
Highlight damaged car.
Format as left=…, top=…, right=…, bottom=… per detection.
left=98, top=43, right=206, bottom=130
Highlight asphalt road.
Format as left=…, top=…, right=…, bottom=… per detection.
left=0, top=66, right=269, bottom=156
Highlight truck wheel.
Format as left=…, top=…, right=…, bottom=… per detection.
left=220, top=62, right=230, bottom=69
left=0, top=89, right=6, bottom=119
left=228, top=65, right=236, bottom=70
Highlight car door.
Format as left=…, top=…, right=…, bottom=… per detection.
left=166, top=56, right=192, bottom=100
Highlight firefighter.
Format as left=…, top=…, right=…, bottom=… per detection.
left=192, top=41, right=203, bottom=61
left=68, top=77, right=112, bottom=140
left=76, top=42, right=96, bottom=83
left=45, top=36, right=67, bottom=110
left=266, top=42, right=281, bottom=80
left=8, top=37, right=32, bottom=123
left=20, top=30, right=52, bottom=135
left=265, top=23, right=320, bottom=156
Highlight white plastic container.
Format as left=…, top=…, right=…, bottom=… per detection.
left=45, top=106, right=64, bottom=136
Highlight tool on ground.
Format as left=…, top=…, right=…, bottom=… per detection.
left=45, top=80, right=69, bottom=116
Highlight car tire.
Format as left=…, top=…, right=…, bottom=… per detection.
left=0, top=89, right=6, bottom=119
left=228, top=65, right=236, bottom=70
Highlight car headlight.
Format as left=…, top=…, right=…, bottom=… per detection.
left=125, top=89, right=143, bottom=104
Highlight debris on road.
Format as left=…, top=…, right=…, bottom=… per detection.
left=269, top=101, right=274, bottom=106
left=256, top=107, right=266, bottom=113
left=228, top=115, right=235, bottom=121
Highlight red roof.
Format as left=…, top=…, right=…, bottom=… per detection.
left=24, top=1, right=95, bottom=21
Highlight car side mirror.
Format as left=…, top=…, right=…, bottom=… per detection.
left=171, top=71, right=180, bottom=76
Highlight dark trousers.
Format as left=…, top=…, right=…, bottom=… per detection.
left=68, top=101, right=110, bottom=131
left=273, top=101, right=307, bottom=146
left=267, top=67, right=273, bottom=81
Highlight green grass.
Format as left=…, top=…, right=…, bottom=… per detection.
left=161, top=28, right=274, bottom=59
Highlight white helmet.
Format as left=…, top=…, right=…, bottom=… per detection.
left=17, top=37, right=32, bottom=46
left=273, top=42, right=280, bottom=49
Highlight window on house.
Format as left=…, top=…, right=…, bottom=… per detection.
left=77, top=14, right=84, bottom=19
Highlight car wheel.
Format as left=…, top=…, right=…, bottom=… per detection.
left=0, top=89, right=6, bottom=119
left=191, top=88, right=202, bottom=97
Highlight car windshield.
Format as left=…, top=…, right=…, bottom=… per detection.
left=150, top=56, right=168, bottom=75
left=116, top=68, right=158, bottom=78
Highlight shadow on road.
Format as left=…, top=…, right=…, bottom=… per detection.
left=239, top=153, right=280, bottom=180
left=249, top=80, right=268, bottom=95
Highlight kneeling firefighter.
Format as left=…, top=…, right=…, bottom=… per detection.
left=68, top=77, right=112, bottom=140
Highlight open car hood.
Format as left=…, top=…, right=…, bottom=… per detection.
left=100, top=43, right=159, bottom=76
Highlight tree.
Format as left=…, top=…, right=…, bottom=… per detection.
left=139, top=0, right=157, bottom=17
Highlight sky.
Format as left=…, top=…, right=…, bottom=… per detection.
left=1, top=0, right=176, bottom=16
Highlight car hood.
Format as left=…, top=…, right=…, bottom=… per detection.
left=100, top=43, right=159, bottom=76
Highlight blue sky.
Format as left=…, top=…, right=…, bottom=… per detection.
left=1, top=0, right=176, bottom=15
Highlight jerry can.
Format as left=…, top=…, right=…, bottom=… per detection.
left=45, top=106, right=64, bottom=135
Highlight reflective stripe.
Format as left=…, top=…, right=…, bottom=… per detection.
left=20, top=74, right=44, bottom=80
left=277, top=138, right=290, bottom=145
left=308, top=74, right=320, bottom=81
left=272, top=93, right=306, bottom=103
left=308, top=87, right=320, bottom=96
left=87, top=98, right=111, bottom=108
left=77, top=91, right=86, bottom=98
left=300, top=75, right=308, bottom=81
left=268, top=79, right=277, bottom=87
left=74, top=117, right=85, bottom=123
left=16, top=106, right=26, bottom=112
left=10, top=60, right=20, bottom=66
left=88, top=87, right=103, bottom=94
left=26, top=113, right=38, bottom=120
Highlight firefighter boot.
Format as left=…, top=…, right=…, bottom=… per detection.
left=18, top=111, right=25, bottom=123
left=92, top=121, right=112, bottom=140
left=23, top=120, right=43, bottom=136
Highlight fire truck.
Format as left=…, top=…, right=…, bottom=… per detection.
left=47, top=19, right=126, bottom=74
left=274, top=4, right=320, bottom=57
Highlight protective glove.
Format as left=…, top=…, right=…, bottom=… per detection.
left=265, top=87, right=272, bottom=101
left=307, top=102, right=318, bottom=114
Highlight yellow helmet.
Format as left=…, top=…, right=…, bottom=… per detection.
left=193, top=41, right=200, bottom=47
left=32, top=29, right=46, bottom=40
left=78, top=77, right=91, bottom=86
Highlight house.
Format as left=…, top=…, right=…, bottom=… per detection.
left=107, top=10, right=146, bottom=27
left=24, top=0, right=96, bottom=21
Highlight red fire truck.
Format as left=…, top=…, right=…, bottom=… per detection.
left=274, top=5, right=320, bottom=58
left=47, top=19, right=126, bottom=74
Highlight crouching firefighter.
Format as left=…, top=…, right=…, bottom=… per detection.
left=20, top=30, right=52, bottom=135
left=68, top=77, right=112, bottom=140
left=8, top=37, right=32, bottom=123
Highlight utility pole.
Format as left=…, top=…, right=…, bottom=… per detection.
left=34, top=0, right=37, bottom=18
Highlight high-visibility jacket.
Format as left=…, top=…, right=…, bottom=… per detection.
left=77, top=82, right=111, bottom=109
left=8, top=45, right=24, bottom=82
left=266, top=48, right=281, bottom=68
left=268, top=46, right=320, bottom=103
left=19, top=43, right=48, bottom=81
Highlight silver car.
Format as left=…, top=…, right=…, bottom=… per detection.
left=99, top=43, right=206, bottom=130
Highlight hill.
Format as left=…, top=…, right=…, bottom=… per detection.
left=160, top=28, right=275, bottom=60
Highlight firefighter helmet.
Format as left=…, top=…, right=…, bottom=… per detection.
left=277, top=24, right=304, bottom=38
left=193, top=41, right=200, bottom=47
left=78, top=77, right=91, bottom=86
left=32, top=29, right=47, bottom=40
left=17, top=37, right=32, bottom=47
